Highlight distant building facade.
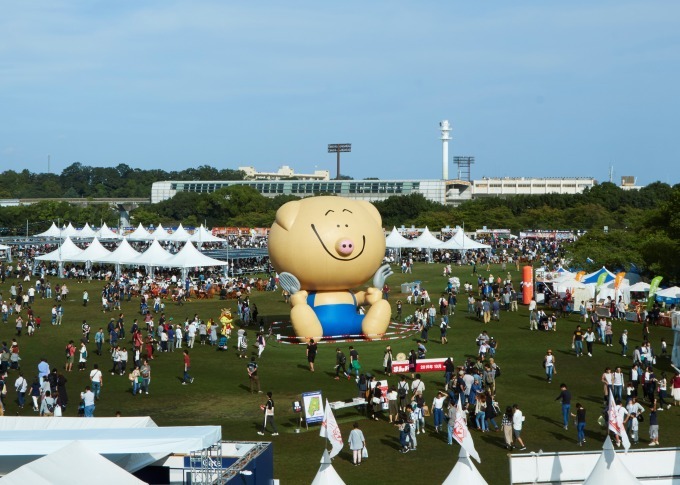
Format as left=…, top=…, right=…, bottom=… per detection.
left=238, top=165, right=330, bottom=181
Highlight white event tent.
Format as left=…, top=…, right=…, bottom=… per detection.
left=78, top=223, right=97, bottom=238
left=384, top=227, right=410, bottom=249
left=164, top=241, right=228, bottom=269
left=168, top=223, right=191, bottom=242
left=126, top=240, right=173, bottom=268
left=96, top=222, right=121, bottom=239
left=2, top=441, right=147, bottom=485
left=582, top=437, right=641, bottom=485
left=60, top=222, right=78, bottom=238
left=34, top=237, right=83, bottom=263
left=442, top=448, right=488, bottom=485
left=34, top=223, right=61, bottom=238
left=62, top=238, right=111, bottom=264
left=189, top=225, right=225, bottom=244
left=410, top=227, right=442, bottom=249
left=439, top=230, right=491, bottom=251
left=311, top=450, right=345, bottom=485
left=150, top=224, right=173, bottom=241
left=126, top=224, right=154, bottom=241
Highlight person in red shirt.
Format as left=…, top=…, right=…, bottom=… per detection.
left=182, top=350, right=193, bottom=385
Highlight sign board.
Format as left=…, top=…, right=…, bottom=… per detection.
left=301, top=391, right=324, bottom=424
left=391, top=358, right=447, bottom=374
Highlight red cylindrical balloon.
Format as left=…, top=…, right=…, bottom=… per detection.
left=522, top=265, right=533, bottom=305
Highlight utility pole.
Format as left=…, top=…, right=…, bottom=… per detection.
left=327, top=144, right=351, bottom=180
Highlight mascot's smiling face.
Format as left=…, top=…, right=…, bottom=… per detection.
left=268, top=196, right=385, bottom=291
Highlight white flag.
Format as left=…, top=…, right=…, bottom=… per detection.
left=319, top=399, right=343, bottom=459
left=607, top=392, right=630, bottom=451
left=453, top=398, right=481, bottom=463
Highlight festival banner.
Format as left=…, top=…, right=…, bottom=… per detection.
left=614, top=272, right=626, bottom=290
left=391, top=358, right=448, bottom=374
left=607, top=392, right=630, bottom=451
left=574, top=271, right=586, bottom=282
left=647, top=276, right=663, bottom=311
left=319, top=399, right=343, bottom=459
left=453, top=398, right=481, bottom=462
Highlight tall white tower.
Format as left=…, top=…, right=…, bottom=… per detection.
left=440, top=120, right=451, bottom=180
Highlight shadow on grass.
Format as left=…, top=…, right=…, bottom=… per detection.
left=379, top=437, right=402, bottom=451
left=532, top=414, right=562, bottom=427
left=528, top=374, right=549, bottom=382
left=581, top=395, right=605, bottom=405
left=479, top=431, right=507, bottom=448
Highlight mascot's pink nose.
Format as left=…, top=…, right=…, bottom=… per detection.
left=335, top=238, right=355, bottom=256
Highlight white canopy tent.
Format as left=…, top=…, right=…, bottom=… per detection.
left=2, top=441, right=147, bottom=485
left=384, top=227, right=411, bottom=249
left=33, top=222, right=61, bottom=238
left=77, top=223, right=98, bottom=238
left=439, top=230, right=491, bottom=251
left=311, top=450, right=345, bottom=485
left=163, top=241, right=229, bottom=269
left=168, top=223, right=191, bottom=242
left=96, top=222, right=121, bottom=239
left=582, top=437, right=641, bottom=485
left=126, top=224, right=154, bottom=242
left=62, top=238, right=111, bottom=264
left=90, top=239, right=142, bottom=277
left=0, top=425, right=221, bottom=475
left=189, top=225, right=226, bottom=244
left=150, top=224, right=172, bottom=241
left=0, top=417, right=157, bottom=431
left=34, top=237, right=83, bottom=263
left=411, top=227, right=442, bottom=249
left=125, top=240, right=174, bottom=267
left=60, top=222, right=78, bottom=238
left=442, top=448, right=488, bottom=485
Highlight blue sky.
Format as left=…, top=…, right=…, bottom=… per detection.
left=1, top=1, right=679, bottom=185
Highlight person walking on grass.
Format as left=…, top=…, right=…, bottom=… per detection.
left=257, top=391, right=279, bottom=436
left=335, top=348, right=349, bottom=380
left=555, top=383, right=571, bottom=430
left=512, top=404, right=527, bottom=450
left=306, top=339, right=317, bottom=372
left=543, top=349, right=555, bottom=383
left=181, top=350, right=194, bottom=385
left=571, top=403, right=587, bottom=446
left=248, top=356, right=261, bottom=393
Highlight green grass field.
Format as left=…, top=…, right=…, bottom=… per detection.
left=2, top=263, right=677, bottom=484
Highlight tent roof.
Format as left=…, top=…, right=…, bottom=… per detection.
left=150, top=223, right=172, bottom=241
left=94, top=239, right=142, bottom=265
left=442, top=448, right=488, bottom=485
left=96, top=222, right=121, bottom=239
left=439, top=230, right=491, bottom=250
left=34, top=222, right=61, bottom=238
left=0, top=417, right=157, bottom=432
left=581, top=267, right=616, bottom=284
left=583, top=437, right=641, bottom=485
left=62, top=238, right=111, bottom=263
left=77, top=223, right=98, bottom=238
left=2, top=441, right=147, bottom=485
left=624, top=282, right=651, bottom=293
left=384, top=227, right=411, bottom=249
left=163, top=241, right=228, bottom=268
left=411, top=227, right=442, bottom=249
left=656, top=286, right=680, bottom=298
left=60, top=222, right=78, bottom=238
left=125, top=239, right=173, bottom=266
left=311, top=450, right=346, bottom=485
left=34, top=237, right=83, bottom=262
left=126, top=224, right=154, bottom=241
left=168, top=223, right=192, bottom=242
left=0, top=425, right=221, bottom=474
left=189, top=225, right=226, bottom=244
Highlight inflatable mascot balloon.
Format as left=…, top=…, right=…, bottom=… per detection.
left=268, top=196, right=393, bottom=340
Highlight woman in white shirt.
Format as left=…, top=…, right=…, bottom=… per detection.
left=613, top=367, right=624, bottom=402
left=432, top=391, right=447, bottom=433
left=543, top=349, right=555, bottom=383
left=601, top=367, right=613, bottom=401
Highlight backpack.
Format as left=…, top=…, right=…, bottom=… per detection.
left=46, top=401, right=55, bottom=413
left=495, top=366, right=501, bottom=378
left=397, top=383, right=407, bottom=398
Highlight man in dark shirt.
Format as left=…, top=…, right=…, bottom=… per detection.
left=572, top=325, right=584, bottom=357
left=555, top=383, right=572, bottom=430
left=349, top=346, right=359, bottom=377
left=247, top=356, right=261, bottom=393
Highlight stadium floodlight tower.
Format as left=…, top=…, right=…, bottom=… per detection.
left=440, top=120, right=451, bottom=180
left=328, top=143, right=351, bottom=180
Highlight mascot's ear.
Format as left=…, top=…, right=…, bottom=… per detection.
left=358, top=201, right=382, bottom=226
left=275, top=200, right=301, bottom=231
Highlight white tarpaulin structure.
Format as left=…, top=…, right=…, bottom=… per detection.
left=0, top=417, right=157, bottom=431
left=411, top=227, right=442, bottom=249
left=384, top=227, right=410, bottom=249
left=439, top=230, right=491, bottom=251
left=78, top=223, right=97, bottom=238
left=164, top=241, right=229, bottom=269
left=96, top=223, right=121, bottom=239
left=442, top=448, right=488, bottom=485
left=168, top=223, right=191, bottom=242
left=126, top=240, right=173, bottom=266
left=34, top=237, right=83, bottom=262
left=189, top=225, right=226, bottom=244
left=583, top=437, right=641, bottom=485
left=34, top=222, right=61, bottom=238
left=150, top=224, right=172, bottom=241
left=126, top=224, right=154, bottom=241
left=2, top=441, right=147, bottom=485
left=62, top=238, right=111, bottom=263
left=311, top=450, right=345, bottom=485
left=95, top=239, right=142, bottom=266
left=60, top=222, right=78, bottom=238
left=0, top=424, right=221, bottom=475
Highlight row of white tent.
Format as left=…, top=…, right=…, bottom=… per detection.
left=385, top=227, right=491, bottom=250
left=35, top=238, right=228, bottom=270
left=35, top=222, right=225, bottom=243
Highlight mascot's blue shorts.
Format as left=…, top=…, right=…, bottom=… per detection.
left=307, top=292, right=364, bottom=336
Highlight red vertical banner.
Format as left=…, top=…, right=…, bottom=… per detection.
left=522, top=265, right=534, bottom=305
